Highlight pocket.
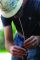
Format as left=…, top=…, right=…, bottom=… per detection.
left=14, top=32, right=24, bottom=47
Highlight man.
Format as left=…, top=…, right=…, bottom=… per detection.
left=0, top=0, right=40, bottom=60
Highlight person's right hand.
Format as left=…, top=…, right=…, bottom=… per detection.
left=9, top=45, right=26, bottom=57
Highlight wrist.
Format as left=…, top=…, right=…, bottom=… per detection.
left=5, top=41, right=14, bottom=51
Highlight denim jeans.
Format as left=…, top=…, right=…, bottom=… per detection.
left=12, top=32, right=40, bottom=60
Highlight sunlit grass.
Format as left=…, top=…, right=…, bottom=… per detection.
left=0, top=49, right=8, bottom=52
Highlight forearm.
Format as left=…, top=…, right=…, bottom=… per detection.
left=5, top=37, right=14, bottom=50
left=4, top=26, right=14, bottom=50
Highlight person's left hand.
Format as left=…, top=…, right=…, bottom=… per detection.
left=24, top=36, right=40, bottom=49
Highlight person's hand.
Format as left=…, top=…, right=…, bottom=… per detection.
left=9, top=45, right=26, bottom=57
left=24, top=36, right=40, bottom=49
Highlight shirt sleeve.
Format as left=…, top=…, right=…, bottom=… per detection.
left=1, top=15, right=13, bottom=26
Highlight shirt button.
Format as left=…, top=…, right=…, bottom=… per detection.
left=28, top=17, right=32, bottom=21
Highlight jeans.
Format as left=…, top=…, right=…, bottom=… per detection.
left=12, top=32, right=40, bottom=60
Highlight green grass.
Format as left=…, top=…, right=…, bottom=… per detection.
left=0, top=49, right=8, bottom=52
